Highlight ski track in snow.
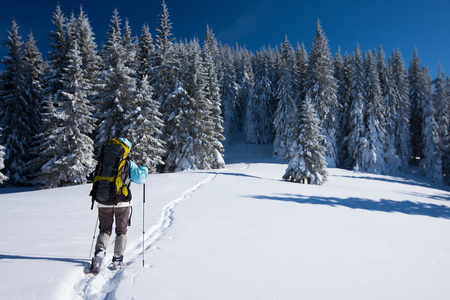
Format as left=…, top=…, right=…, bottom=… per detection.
left=67, top=172, right=219, bottom=300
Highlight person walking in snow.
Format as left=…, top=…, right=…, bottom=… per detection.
left=89, top=137, right=148, bottom=273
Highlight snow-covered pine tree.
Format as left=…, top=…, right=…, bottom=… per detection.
left=382, top=50, right=402, bottom=173
left=197, top=39, right=225, bottom=169
left=245, top=89, right=258, bottom=144
left=122, top=76, right=166, bottom=172
left=293, top=42, right=308, bottom=105
left=377, top=46, right=388, bottom=97
left=203, top=25, right=220, bottom=69
left=283, top=96, right=327, bottom=184
left=42, top=4, right=68, bottom=107
left=65, top=12, right=78, bottom=49
left=421, top=112, right=443, bottom=183
left=334, top=50, right=353, bottom=168
left=408, top=48, right=427, bottom=163
left=123, top=18, right=137, bottom=72
left=165, top=40, right=222, bottom=170
left=0, top=20, right=40, bottom=185
left=152, top=0, right=182, bottom=161
left=420, top=66, right=442, bottom=183
left=333, top=49, right=344, bottom=164
left=305, top=20, right=339, bottom=167
left=65, top=7, right=101, bottom=145
left=30, top=98, right=60, bottom=187
left=201, top=29, right=226, bottom=168
left=220, top=45, right=240, bottom=142
left=152, top=0, right=176, bottom=103
left=432, top=64, right=449, bottom=181
left=346, top=45, right=367, bottom=171
left=136, top=24, right=155, bottom=80
left=75, top=6, right=101, bottom=84
left=33, top=38, right=96, bottom=188
left=32, top=5, right=99, bottom=186
left=23, top=32, right=44, bottom=137
left=100, top=8, right=122, bottom=67
left=95, top=9, right=138, bottom=149
left=54, top=39, right=96, bottom=186
left=153, top=0, right=175, bottom=79
left=246, top=48, right=275, bottom=144
left=235, top=47, right=254, bottom=132
left=387, top=50, right=411, bottom=172
left=273, top=36, right=298, bottom=159
left=23, top=32, right=45, bottom=180
left=204, top=27, right=227, bottom=151
left=363, top=51, right=387, bottom=173
left=38, top=7, right=70, bottom=182
left=433, top=65, right=449, bottom=151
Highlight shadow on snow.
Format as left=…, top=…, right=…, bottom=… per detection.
left=0, top=253, right=88, bottom=266
left=248, top=194, right=450, bottom=220
left=336, top=173, right=450, bottom=192
left=0, top=187, right=37, bottom=194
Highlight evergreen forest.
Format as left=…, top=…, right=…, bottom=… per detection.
left=0, top=2, right=449, bottom=187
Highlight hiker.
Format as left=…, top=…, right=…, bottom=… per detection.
left=90, top=137, right=148, bottom=273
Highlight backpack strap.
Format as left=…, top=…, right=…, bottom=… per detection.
left=90, top=145, right=106, bottom=210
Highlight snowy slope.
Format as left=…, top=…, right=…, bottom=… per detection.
left=1, top=141, right=450, bottom=299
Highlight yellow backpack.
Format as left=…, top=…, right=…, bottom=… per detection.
left=90, top=138, right=132, bottom=208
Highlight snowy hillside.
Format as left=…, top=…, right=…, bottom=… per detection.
left=1, top=140, right=450, bottom=299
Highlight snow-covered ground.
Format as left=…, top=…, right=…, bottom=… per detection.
left=1, top=140, right=450, bottom=299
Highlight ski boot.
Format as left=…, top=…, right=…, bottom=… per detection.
left=90, top=248, right=105, bottom=275
left=111, top=255, right=125, bottom=270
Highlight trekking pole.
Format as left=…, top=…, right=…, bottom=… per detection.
left=89, top=215, right=99, bottom=258
left=143, top=182, right=146, bottom=267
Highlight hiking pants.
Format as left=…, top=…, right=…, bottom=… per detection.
left=95, top=206, right=131, bottom=256
left=98, top=206, right=131, bottom=236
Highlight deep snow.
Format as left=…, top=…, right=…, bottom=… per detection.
left=1, top=140, right=450, bottom=299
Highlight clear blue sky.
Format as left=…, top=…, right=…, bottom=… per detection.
left=1, top=0, right=449, bottom=78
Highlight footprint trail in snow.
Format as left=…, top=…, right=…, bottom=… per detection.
left=68, top=172, right=219, bottom=300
